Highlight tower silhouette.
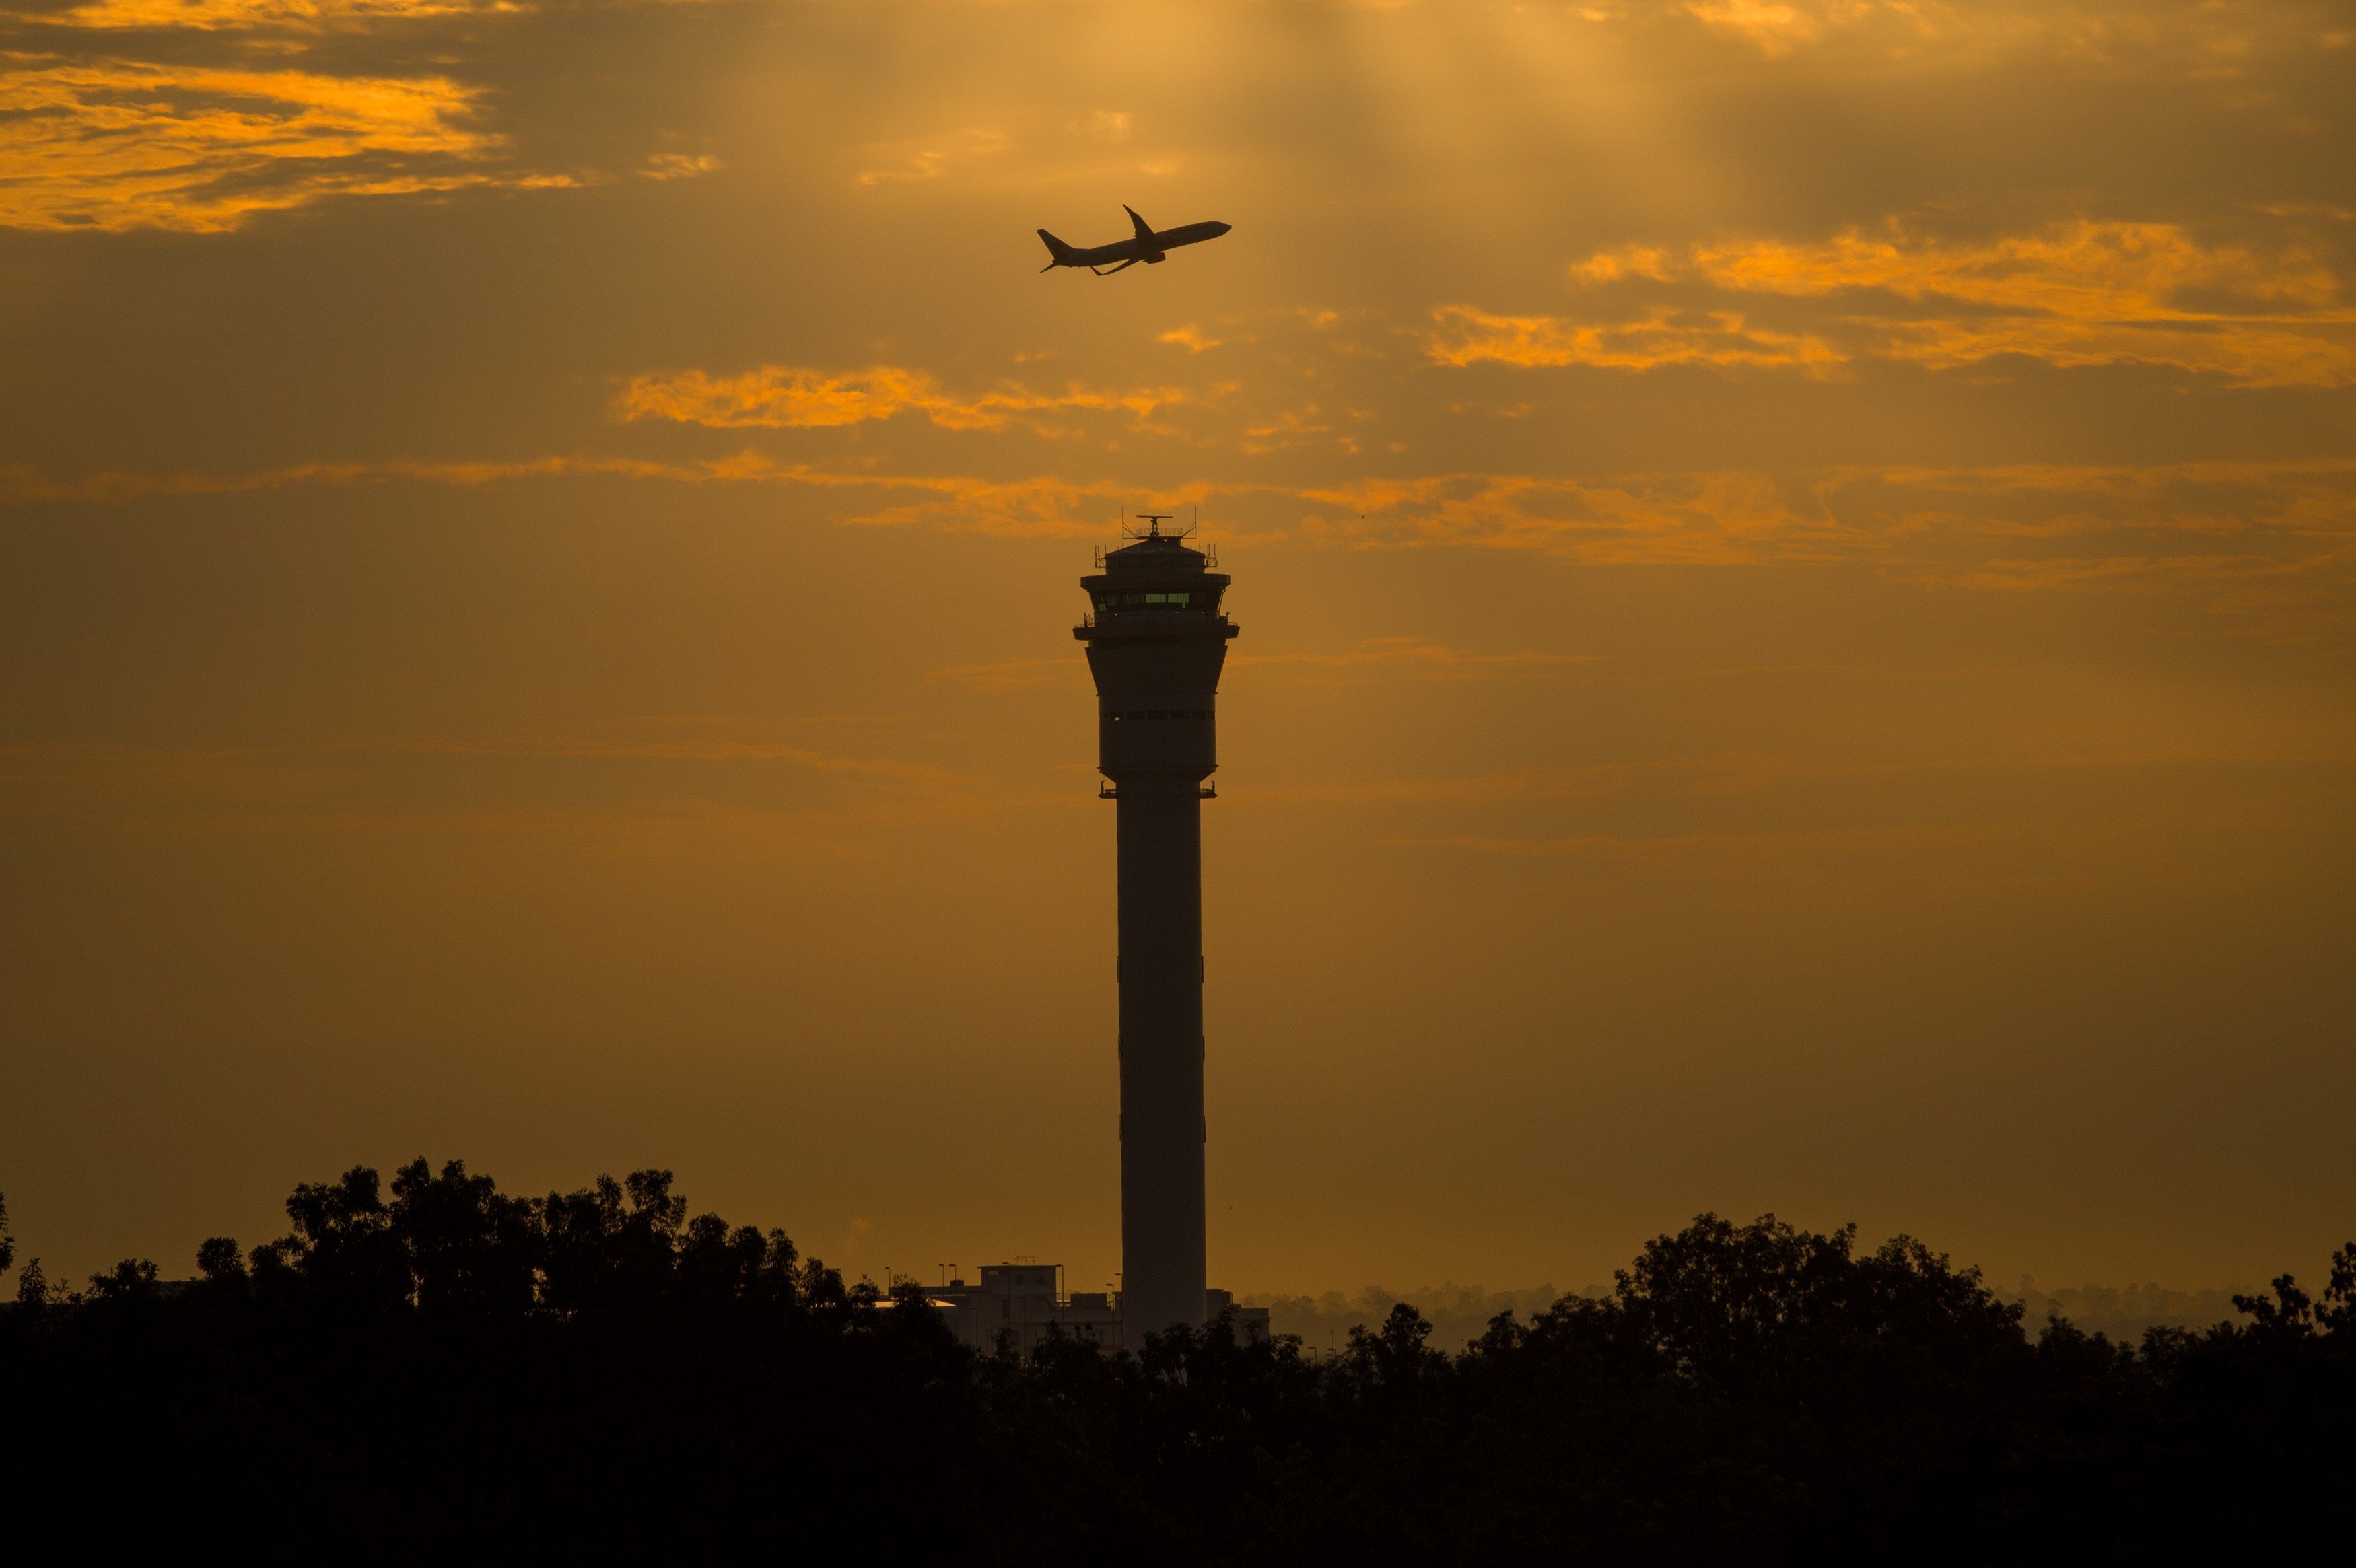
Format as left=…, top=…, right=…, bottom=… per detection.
left=1075, top=515, right=1238, bottom=1348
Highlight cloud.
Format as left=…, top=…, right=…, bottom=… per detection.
left=613, top=365, right=1198, bottom=433
left=1386, top=822, right=2015, bottom=861
left=1264, top=746, right=2356, bottom=815
left=829, top=474, right=1145, bottom=539
left=0, top=728, right=973, bottom=830
left=17, top=0, right=501, bottom=29
left=0, top=450, right=1144, bottom=538
left=1534, top=221, right=2356, bottom=386
left=926, top=657, right=1082, bottom=691
left=1239, top=404, right=1340, bottom=454
left=1068, top=108, right=1130, bottom=139
left=854, top=126, right=1006, bottom=186
left=1677, top=0, right=1837, bottom=57
left=1877, top=316, right=2356, bottom=386
left=1426, top=304, right=1845, bottom=373
left=1931, top=551, right=2320, bottom=594
left=1233, top=638, right=1594, bottom=682
left=1291, top=471, right=1863, bottom=563
left=0, top=51, right=548, bottom=232
left=931, top=639, right=1593, bottom=693
left=0, top=453, right=635, bottom=502
left=12, top=0, right=733, bottom=30
left=8, top=453, right=2349, bottom=635
left=639, top=151, right=718, bottom=180
left=1159, top=324, right=1220, bottom=353
left=1284, top=462, right=2356, bottom=647
left=1566, top=0, right=1959, bottom=59
left=1684, top=221, right=2341, bottom=314
left=1575, top=0, right=2342, bottom=69
left=1569, top=244, right=1679, bottom=285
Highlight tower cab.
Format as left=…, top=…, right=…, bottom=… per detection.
left=1074, top=518, right=1240, bottom=791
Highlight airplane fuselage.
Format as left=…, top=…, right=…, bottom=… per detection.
left=1060, top=219, right=1230, bottom=269
left=1039, top=209, right=1232, bottom=274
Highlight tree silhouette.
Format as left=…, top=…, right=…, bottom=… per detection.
left=2, top=1168, right=2349, bottom=1560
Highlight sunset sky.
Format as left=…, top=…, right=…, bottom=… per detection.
left=4, top=0, right=2352, bottom=1299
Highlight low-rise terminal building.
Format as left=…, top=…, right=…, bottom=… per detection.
left=928, top=1264, right=1269, bottom=1357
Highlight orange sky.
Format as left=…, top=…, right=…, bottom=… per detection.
left=3, top=0, right=2352, bottom=1299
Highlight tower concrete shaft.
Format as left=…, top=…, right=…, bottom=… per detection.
left=1074, top=522, right=1237, bottom=1349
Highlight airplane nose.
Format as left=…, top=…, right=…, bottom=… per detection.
left=1214, top=221, right=1233, bottom=235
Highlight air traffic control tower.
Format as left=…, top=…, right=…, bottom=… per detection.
left=1075, top=515, right=1238, bottom=1349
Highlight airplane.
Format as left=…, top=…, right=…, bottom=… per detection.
left=1037, top=205, right=1232, bottom=275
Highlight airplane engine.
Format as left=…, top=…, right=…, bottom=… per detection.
left=1143, top=252, right=1167, bottom=264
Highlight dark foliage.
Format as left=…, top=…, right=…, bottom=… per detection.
left=2, top=1168, right=2349, bottom=1562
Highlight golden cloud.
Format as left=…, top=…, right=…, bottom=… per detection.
left=1543, top=221, right=2356, bottom=386
left=930, top=639, right=1593, bottom=693
left=1932, top=553, right=2295, bottom=593
left=613, top=365, right=1198, bottom=433
left=639, top=151, right=719, bottom=180
left=1279, top=460, right=2356, bottom=651
left=1291, top=471, right=1862, bottom=563
left=1878, top=316, right=2356, bottom=387
left=1678, top=0, right=1834, bottom=57
left=1239, top=404, right=1340, bottom=454
left=1568, top=244, right=1679, bottom=286
left=831, top=474, right=1142, bottom=539
left=1566, top=0, right=1953, bottom=58
left=924, top=657, right=1084, bottom=691
left=0, top=450, right=1141, bottom=538
left=20, top=0, right=499, bottom=28
left=15, top=0, right=742, bottom=29
left=0, top=452, right=829, bottom=503
left=1386, top=823, right=2015, bottom=863
left=0, top=51, right=543, bottom=232
left=0, top=729, right=971, bottom=833
left=1068, top=109, right=1130, bottom=140
left=1577, top=0, right=2336, bottom=68
left=1688, top=222, right=2338, bottom=316
left=1232, top=639, right=1595, bottom=681
left=7, top=453, right=2349, bottom=631
left=854, top=126, right=1006, bottom=186
left=1426, top=304, right=1845, bottom=373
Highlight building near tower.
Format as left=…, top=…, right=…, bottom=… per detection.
left=927, top=1266, right=1266, bottom=1358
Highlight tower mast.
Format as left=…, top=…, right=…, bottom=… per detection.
left=1074, top=514, right=1239, bottom=1348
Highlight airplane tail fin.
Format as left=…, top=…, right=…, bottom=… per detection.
left=1037, top=229, right=1077, bottom=270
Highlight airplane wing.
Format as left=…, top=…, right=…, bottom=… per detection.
left=1092, top=257, right=1141, bottom=275
left=1123, top=205, right=1154, bottom=244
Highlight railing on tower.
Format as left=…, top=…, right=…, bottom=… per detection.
left=1092, top=509, right=1214, bottom=565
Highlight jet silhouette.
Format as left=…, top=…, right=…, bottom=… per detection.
left=1037, top=206, right=1232, bottom=275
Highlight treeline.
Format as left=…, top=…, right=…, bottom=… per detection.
left=1248, top=1282, right=1576, bottom=1353
left=2, top=1166, right=2351, bottom=1561
left=1253, top=1278, right=2254, bottom=1354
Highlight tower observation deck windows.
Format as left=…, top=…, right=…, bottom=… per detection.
left=1093, top=592, right=1206, bottom=612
